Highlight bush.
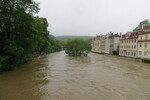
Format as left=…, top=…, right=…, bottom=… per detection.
left=141, top=59, right=150, bottom=63
left=65, top=38, right=91, bottom=56
left=113, top=50, right=119, bottom=55
left=92, top=51, right=105, bottom=55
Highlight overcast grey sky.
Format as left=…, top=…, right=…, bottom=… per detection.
left=34, top=0, right=150, bottom=36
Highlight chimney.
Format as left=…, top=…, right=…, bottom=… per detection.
left=120, top=32, right=122, bottom=37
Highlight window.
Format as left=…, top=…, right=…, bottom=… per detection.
left=135, top=39, right=136, bottom=42
left=129, top=40, right=130, bottom=43
left=134, top=45, right=136, bottom=49
left=128, top=52, right=130, bottom=55
left=145, top=43, right=147, bottom=47
left=144, top=51, right=147, bottom=56
left=140, top=36, right=142, bottom=40
left=145, top=35, right=148, bottom=39
left=139, top=51, right=142, bottom=55
left=131, top=52, right=133, bottom=56
left=139, top=43, right=142, bottom=47
left=134, top=52, right=136, bottom=56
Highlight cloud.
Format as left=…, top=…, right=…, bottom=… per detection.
left=35, top=0, right=150, bottom=36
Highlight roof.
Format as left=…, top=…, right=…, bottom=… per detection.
left=120, top=32, right=138, bottom=40
left=144, top=26, right=150, bottom=30
left=109, top=33, right=120, bottom=39
left=129, top=32, right=138, bottom=39
left=138, top=31, right=150, bottom=35
left=137, top=26, right=150, bottom=35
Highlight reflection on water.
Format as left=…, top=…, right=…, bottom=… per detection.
left=0, top=51, right=150, bottom=100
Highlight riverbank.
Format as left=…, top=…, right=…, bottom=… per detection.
left=91, top=51, right=150, bottom=63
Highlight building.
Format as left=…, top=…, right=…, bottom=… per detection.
left=91, top=35, right=106, bottom=53
left=109, top=33, right=120, bottom=54
left=105, top=33, right=112, bottom=54
left=99, top=35, right=106, bottom=53
left=138, top=26, right=150, bottom=59
left=119, top=32, right=138, bottom=58
left=91, top=35, right=100, bottom=52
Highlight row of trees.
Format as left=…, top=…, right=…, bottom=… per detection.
left=0, top=0, right=61, bottom=71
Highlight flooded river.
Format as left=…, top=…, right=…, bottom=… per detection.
left=0, top=51, right=150, bottom=100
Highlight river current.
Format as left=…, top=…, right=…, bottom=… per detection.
left=0, top=51, right=150, bottom=100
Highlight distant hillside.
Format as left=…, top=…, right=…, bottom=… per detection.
left=56, top=36, right=94, bottom=41
left=49, top=35, right=56, bottom=40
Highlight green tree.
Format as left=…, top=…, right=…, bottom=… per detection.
left=0, top=0, right=61, bottom=71
left=133, top=19, right=150, bottom=31
left=0, top=0, right=39, bottom=70
left=65, top=38, right=91, bottom=56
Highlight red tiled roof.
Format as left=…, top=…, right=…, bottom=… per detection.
left=138, top=31, right=150, bottom=35
left=128, top=32, right=138, bottom=39
left=144, top=26, right=150, bottom=30
left=138, top=39, right=150, bottom=42
left=120, top=32, right=138, bottom=40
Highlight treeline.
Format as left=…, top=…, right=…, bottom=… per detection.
left=0, top=0, right=61, bottom=71
left=56, top=36, right=94, bottom=41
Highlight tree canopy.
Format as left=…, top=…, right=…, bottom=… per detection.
left=65, top=38, right=92, bottom=56
left=133, top=19, right=150, bottom=32
left=0, top=0, right=61, bottom=71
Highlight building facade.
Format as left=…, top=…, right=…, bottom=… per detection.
left=109, top=33, right=120, bottom=54
left=91, top=35, right=106, bottom=53
left=119, top=32, right=138, bottom=58
left=138, top=26, right=150, bottom=59
left=91, top=35, right=100, bottom=52
left=99, top=35, right=106, bottom=53
left=105, top=34, right=110, bottom=54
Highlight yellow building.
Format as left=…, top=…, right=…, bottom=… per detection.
left=119, top=32, right=138, bottom=58
left=138, top=26, right=150, bottom=59
left=91, top=35, right=105, bottom=53
left=91, top=35, right=100, bottom=52
left=99, top=35, right=106, bottom=53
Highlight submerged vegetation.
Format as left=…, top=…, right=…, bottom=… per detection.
left=65, top=38, right=91, bottom=56
left=141, top=59, right=150, bottom=63
left=0, top=0, right=61, bottom=71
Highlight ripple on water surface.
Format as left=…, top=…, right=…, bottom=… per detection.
left=0, top=51, right=150, bottom=100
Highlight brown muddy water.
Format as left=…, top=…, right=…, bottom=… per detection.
left=0, top=51, right=150, bottom=100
